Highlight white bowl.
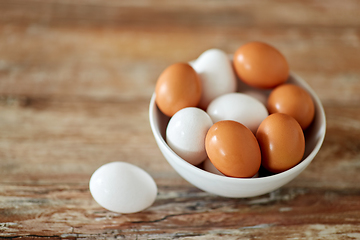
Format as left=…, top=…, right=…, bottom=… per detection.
left=149, top=70, right=326, bottom=198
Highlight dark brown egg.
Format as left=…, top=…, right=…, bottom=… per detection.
left=256, top=113, right=305, bottom=173
left=205, top=120, right=261, bottom=178
left=155, top=63, right=202, bottom=117
left=267, top=84, right=315, bottom=130
left=233, top=42, right=289, bottom=89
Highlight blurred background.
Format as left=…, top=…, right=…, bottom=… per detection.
left=1, top=0, right=359, bottom=184
left=1, top=0, right=359, bottom=102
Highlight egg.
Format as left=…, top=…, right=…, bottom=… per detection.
left=242, top=90, right=268, bottom=106
left=191, top=49, right=237, bottom=109
left=203, top=158, right=225, bottom=176
left=166, top=107, right=213, bottom=165
left=203, top=158, right=259, bottom=178
left=207, top=92, right=268, bottom=133
left=256, top=113, right=305, bottom=173
left=89, top=162, right=157, bottom=213
left=267, top=84, right=315, bottom=130
left=205, top=120, right=261, bottom=178
left=155, top=63, right=201, bottom=117
left=233, top=42, right=289, bottom=89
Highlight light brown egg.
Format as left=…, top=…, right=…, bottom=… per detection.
left=267, top=84, right=315, bottom=130
left=256, top=113, right=305, bottom=173
left=205, top=120, right=261, bottom=178
left=233, top=42, right=289, bottom=89
left=155, top=63, right=201, bottom=117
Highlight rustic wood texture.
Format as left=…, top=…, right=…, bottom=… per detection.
left=0, top=0, right=360, bottom=239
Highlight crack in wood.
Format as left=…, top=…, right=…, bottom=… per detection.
left=0, top=235, right=61, bottom=239
left=130, top=212, right=193, bottom=224
left=172, top=232, right=204, bottom=238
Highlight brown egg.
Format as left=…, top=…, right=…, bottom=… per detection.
left=256, top=113, right=305, bottom=173
left=233, top=42, right=289, bottom=89
left=155, top=63, right=202, bottom=117
left=267, top=84, right=315, bottom=130
left=205, top=120, right=261, bottom=178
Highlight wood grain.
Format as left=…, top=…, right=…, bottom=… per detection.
left=0, top=0, right=360, bottom=239
left=1, top=184, right=360, bottom=238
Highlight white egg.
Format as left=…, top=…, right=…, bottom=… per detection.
left=191, top=49, right=237, bottom=109
left=89, top=162, right=157, bottom=214
left=242, top=90, right=268, bottom=106
left=203, top=158, right=225, bottom=176
left=252, top=172, right=259, bottom=178
left=166, top=107, right=213, bottom=165
left=207, top=93, right=268, bottom=133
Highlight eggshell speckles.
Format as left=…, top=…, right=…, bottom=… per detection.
left=155, top=63, right=201, bottom=117
left=205, top=120, right=261, bottom=178
left=234, top=42, right=289, bottom=89
left=89, top=162, right=157, bottom=213
left=192, top=49, right=237, bottom=109
left=166, top=107, right=213, bottom=165
left=256, top=113, right=305, bottom=173
left=267, top=84, right=315, bottom=130
left=207, top=93, right=268, bottom=133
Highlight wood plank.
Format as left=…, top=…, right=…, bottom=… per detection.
left=0, top=97, right=178, bottom=184
left=0, top=97, right=359, bottom=189
left=1, top=0, right=360, bottom=105
left=0, top=0, right=360, bottom=28
left=0, top=25, right=359, bottom=105
left=0, top=184, right=360, bottom=238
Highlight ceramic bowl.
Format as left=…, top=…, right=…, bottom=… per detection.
left=149, top=64, right=326, bottom=198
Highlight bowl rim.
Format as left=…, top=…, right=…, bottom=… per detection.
left=149, top=71, right=326, bottom=183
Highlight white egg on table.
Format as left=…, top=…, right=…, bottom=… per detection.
left=191, top=49, right=237, bottom=109
left=166, top=107, right=213, bottom=165
left=207, top=92, right=268, bottom=133
left=89, top=161, right=157, bottom=214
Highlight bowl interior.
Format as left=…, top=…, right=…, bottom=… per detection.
left=149, top=68, right=326, bottom=197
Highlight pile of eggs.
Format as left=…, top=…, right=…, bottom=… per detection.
left=155, top=42, right=315, bottom=178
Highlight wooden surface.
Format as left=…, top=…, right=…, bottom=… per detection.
left=1, top=0, right=360, bottom=239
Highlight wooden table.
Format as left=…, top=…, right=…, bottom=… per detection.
left=1, top=1, right=360, bottom=239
